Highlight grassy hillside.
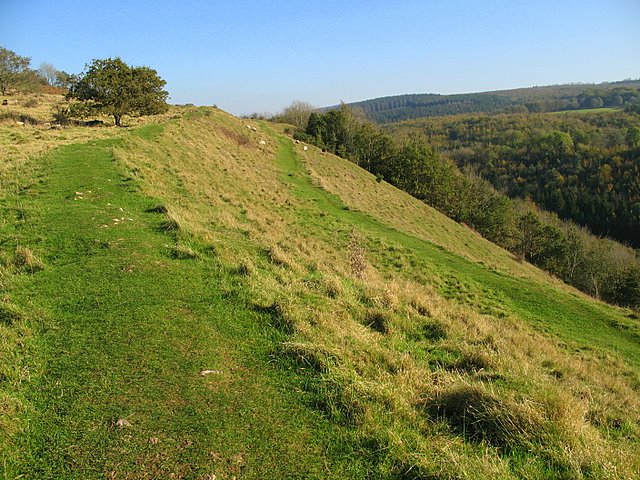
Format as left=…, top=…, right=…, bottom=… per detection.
left=1, top=99, right=639, bottom=478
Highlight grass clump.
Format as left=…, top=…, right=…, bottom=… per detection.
left=13, top=246, right=44, bottom=273
left=266, top=244, right=289, bottom=266
left=146, top=203, right=169, bottom=214
left=424, top=384, right=545, bottom=450
left=363, top=308, right=391, bottom=334
left=322, top=274, right=343, bottom=298
left=453, top=350, right=493, bottom=373
left=253, top=300, right=296, bottom=334
left=155, top=205, right=182, bottom=233
left=411, top=319, right=448, bottom=341
left=169, top=243, right=200, bottom=260
left=281, top=341, right=339, bottom=373
left=234, top=258, right=256, bottom=276
left=0, top=302, right=22, bottom=326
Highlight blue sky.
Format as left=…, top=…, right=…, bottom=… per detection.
left=3, top=0, right=639, bottom=115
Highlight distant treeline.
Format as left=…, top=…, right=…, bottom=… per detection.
left=293, top=106, right=640, bottom=309
left=388, top=111, right=640, bottom=249
left=343, top=81, right=640, bottom=123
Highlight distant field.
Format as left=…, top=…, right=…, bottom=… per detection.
left=551, top=107, right=618, bottom=115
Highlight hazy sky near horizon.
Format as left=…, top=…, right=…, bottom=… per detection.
left=3, top=0, right=639, bottom=115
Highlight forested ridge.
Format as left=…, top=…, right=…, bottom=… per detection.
left=291, top=105, right=640, bottom=309
left=342, top=80, right=640, bottom=123
left=388, top=111, right=640, bottom=247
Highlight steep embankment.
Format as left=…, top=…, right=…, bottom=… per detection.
left=2, top=107, right=639, bottom=479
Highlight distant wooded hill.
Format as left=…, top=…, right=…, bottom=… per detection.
left=336, top=80, right=640, bottom=123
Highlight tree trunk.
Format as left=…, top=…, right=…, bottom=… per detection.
left=114, top=114, right=122, bottom=127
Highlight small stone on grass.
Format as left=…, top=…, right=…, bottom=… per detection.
left=115, top=418, right=131, bottom=428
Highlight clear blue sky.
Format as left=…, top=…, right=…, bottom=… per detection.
left=3, top=0, right=639, bottom=115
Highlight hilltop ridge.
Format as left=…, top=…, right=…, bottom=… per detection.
left=332, top=79, right=640, bottom=122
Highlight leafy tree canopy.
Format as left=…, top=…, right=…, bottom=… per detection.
left=0, top=46, right=32, bottom=95
left=68, top=57, right=169, bottom=126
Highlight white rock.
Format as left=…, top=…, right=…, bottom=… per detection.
left=115, top=418, right=131, bottom=428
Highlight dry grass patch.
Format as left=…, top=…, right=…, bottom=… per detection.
left=13, top=246, right=44, bottom=273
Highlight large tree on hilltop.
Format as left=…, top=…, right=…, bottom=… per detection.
left=68, top=57, right=169, bottom=126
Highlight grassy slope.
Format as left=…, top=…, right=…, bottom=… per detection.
left=300, top=143, right=640, bottom=367
left=2, top=105, right=639, bottom=478
left=1, top=128, right=367, bottom=478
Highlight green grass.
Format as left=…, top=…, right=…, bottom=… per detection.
left=0, top=134, right=372, bottom=478
left=551, top=107, right=618, bottom=115
left=2, top=107, right=639, bottom=479
left=275, top=138, right=640, bottom=369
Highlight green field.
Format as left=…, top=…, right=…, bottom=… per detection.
left=2, top=104, right=639, bottom=479
left=551, top=107, right=618, bottom=115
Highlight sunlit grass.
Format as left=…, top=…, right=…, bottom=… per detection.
left=1, top=97, right=639, bottom=478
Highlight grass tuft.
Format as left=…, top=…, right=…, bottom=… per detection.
left=413, top=320, right=448, bottom=341
left=266, top=244, right=291, bottom=268
left=234, top=258, right=256, bottom=276
left=13, top=246, right=44, bottom=273
left=0, top=302, right=22, bottom=326
left=322, top=274, right=343, bottom=298
left=253, top=300, right=295, bottom=334
left=453, top=350, right=493, bottom=373
left=146, top=204, right=169, bottom=214
left=169, top=244, right=200, bottom=260
left=281, top=342, right=339, bottom=373
left=423, top=384, right=545, bottom=450
left=363, top=308, right=391, bottom=334
left=158, top=207, right=182, bottom=232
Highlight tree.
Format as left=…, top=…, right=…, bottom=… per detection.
left=67, top=57, right=169, bottom=126
left=625, top=126, right=640, bottom=149
left=37, top=62, right=59, bottom=86
left=275, top=101, right=315, bottom=129
left=55, top=71, right=77, bottom=89
left=0, top=46, right=31, bottom=95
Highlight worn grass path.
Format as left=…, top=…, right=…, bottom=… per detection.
left=3, top=130, right=367, bottom=479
